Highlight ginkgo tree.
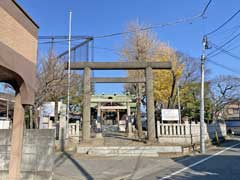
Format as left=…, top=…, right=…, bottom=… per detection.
left=121, top=22, right=158, bottom=137
left=151, top=43, right=183, bottom=109
left=121, top=22, right=184, bottom=133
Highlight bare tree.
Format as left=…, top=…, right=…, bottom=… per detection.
left=178, top=53, right=201, bottom=85
left=210, top=75, right=240, bottom=120
left=35, top=50, right=81, bottom=123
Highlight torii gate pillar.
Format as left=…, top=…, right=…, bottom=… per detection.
left=82, top=67, right=91, bottom=141
left=145, top=66, right=156, bottom=141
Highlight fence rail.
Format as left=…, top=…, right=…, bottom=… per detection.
left=157, top=122, right=202, bottom=136
left=156, top=121, right=227, bottom=144
left=68, top=121, right=80, bottom=137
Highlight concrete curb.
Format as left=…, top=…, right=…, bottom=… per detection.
left=77, top=146, right=183, bottom=157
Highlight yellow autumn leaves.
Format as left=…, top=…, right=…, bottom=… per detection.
left=121, top=22, right=183, bottom=108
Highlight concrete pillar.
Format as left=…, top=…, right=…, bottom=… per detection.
left=101, top=111, right=104, bottom=125
left=127, top=102, right=133, bottom=137
left=145, top=66, right=156, bottom=141
left=29, top=105, right=33, bottom=129
left=116, top=109, right=120, bottom=125
left=173, top=125, right=176, bottom=135
left=161, top=124, right=164, bottom=135
left=157, top=121, right=160, bottom=137
left=185, top=123, right=190, bottom=135
left=97, top=102, right=101, bottom=122
left=82, top=66, right=91, bottom=141
left=127, top=102, right=131, bottom=120
left=177, top=126, right=180, bottom=135
left=166, top=125, right=169, bottom=135
left=59, top=113, right=66, bottom=141
left=9, top=93, right=25, bottom=180
left=76, top=120, right=80, bottom=136
left=128, top=122, right=133, bottom=137
left=169, top=125, right=172, bottom=135
left=49, top=120, right=53, bottom=129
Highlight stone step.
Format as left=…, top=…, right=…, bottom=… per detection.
left=77, top=146, right=183, bottom=156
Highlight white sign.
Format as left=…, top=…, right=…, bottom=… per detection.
left=40, top=102, right=66, bottom=117
left=161, top=109, right=179, bottom=121
left=0, top=120, right=10, bottom=129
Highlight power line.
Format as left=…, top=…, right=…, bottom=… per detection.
left=209, top=24, right=240, bottom=37
left=209, top=41, right=240, bottom=61
left=207, top=31, right=240, bottom=56
left=205, top=9, right=240, bottom=36
left=94, top=0, right=212, bottom=39
left=208, top=40, right=240, bottom=58
left=38, top=0, right=212, bottom=43
left=207, top=58, right=240, bottom=75
left=213, top=24, right=240, bottom=45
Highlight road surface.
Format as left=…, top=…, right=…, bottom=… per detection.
left=141, top=137, right=240, bottom=180
left=53, top=137, right=240, bottom=180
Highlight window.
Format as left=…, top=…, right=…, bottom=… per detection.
left=233, top=108, right=239, bottom=114
left=228, top=108, right=233, bottom=115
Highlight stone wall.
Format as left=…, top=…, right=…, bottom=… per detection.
left=0, top=129, right=54, bottom=180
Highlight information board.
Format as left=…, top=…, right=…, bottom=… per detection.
left=161, top=109, right=179, bottom=121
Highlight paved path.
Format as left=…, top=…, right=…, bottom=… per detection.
left=53, top=137, right=240, bottom=180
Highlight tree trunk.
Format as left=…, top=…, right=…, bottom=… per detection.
left=54, top=99, right=59, bottom=122
left=167, top=71, right=177, bottom=108
left=136, top=84, right=143, bottom=137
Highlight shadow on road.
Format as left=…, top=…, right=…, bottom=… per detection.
left=156, top=138, right=240, bottom=180
left=54, top=128, right=94, bottom=180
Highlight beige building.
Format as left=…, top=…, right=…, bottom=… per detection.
left=0, top=1, right=39, bottom=179
left=0, top=0, right=38, bottom=104
left=222, top=101, right=240, bottom=121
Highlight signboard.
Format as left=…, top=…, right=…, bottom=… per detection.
left=41, top=102, right=55, bottom=117
left=39, top=101, right=66, bottom=129
left=0, top=120, right=10, bottom=129
left=161, top=109, right=179, bottom=121
left=40, top=102, right=66, bottom=117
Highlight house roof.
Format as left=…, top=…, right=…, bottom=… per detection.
left=91, top=94, right=136, bottom=108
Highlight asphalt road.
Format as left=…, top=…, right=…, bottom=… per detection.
left=141, top=137, right=240, bottom=180
left=53, top=137, right=240, bottom=180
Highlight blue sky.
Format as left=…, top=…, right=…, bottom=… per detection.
left=10, top=0, right=240, bottom=94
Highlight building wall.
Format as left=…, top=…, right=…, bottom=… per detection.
left=223, top=103, right=240, bottom=120
left=0, top=130, right=55, bottom=180
left=0, top=3, right=37, bottom=62
left=0, top=0, right=39, bottom=105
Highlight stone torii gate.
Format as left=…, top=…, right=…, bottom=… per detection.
left=66, top=61, right=171, bottom=141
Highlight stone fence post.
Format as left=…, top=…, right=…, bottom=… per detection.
left=157, top=121, right=160, bottom=137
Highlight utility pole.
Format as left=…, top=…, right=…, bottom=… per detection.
left=200, top=36, right=209, bottom=154
left=67, top=11, right=72, bottom=138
